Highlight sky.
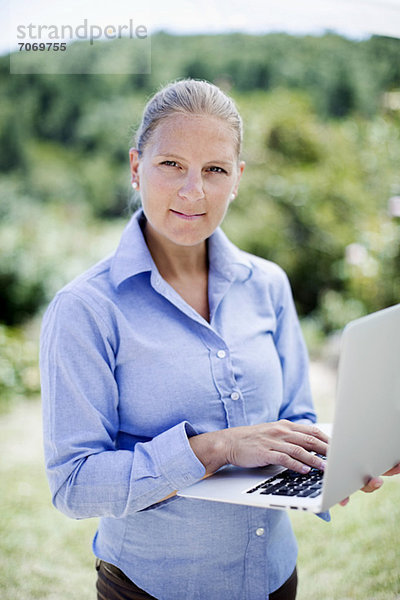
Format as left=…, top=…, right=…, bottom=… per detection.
left=2, top=0, right=400, bottom=56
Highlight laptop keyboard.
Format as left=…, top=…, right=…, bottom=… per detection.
left=246, top=457, right=325, bottom=499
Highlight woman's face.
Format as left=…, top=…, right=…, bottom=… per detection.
left=130, top=113, right=245, bottom=250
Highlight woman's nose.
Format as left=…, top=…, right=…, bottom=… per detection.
left=178, top=170, right=204, bottom=201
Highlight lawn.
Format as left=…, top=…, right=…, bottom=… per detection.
left=0, top=400, right=98, bottom=599
left=1, top=396, right=399, bottom=599
left=292, top=482, right=400, bottom=599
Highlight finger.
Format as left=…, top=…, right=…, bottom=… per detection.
left=277, top=422, right=329, bottom=455
left=287, top=431, right=329, bottom=457
left=268, top=443, right=325, bottom=473
left=287, top=422, right=330, bottom=444
left=361, top=477, right=383, bottom=493
left=339, top=497, right=350, bottom=506
left=265, top=450, right=314, bottom=474
left=284, top=443, right=327, bottom=470
left=382, top=463, right=400, bottom=477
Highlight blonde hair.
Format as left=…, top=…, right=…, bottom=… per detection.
left=135, top=79, right=243, bottom=159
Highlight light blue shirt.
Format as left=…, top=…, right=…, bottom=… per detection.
left=40, top=209, right=317, bottom=600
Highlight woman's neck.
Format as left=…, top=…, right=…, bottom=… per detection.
left=143, top=221, right=210, bottom=321
left=143, top=222, right=208, bottom=281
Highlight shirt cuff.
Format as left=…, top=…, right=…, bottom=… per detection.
left=316, top=510, right=331, bottom=522
left=151, top=421, right=206, bottom=490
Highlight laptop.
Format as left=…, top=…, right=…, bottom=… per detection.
left=179, top=303, right=400, bottom=514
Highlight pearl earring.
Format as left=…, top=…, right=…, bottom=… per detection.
left=132, top=181, right=138, bottom=190
left=230, top=193, right=235, bottom=200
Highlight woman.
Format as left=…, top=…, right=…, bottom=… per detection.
left=40, top=79, right=391, bottom=600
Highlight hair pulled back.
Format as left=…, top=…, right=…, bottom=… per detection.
left=134, top=79, right=242, bottom=159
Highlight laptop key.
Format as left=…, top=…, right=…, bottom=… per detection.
left=260, top=485, right=285, bottom=495
left=297, top=489, right=317, bottom=497
left=247, top=464, right=324, bottom=495
left=309, top=490, right=322, bottom=498
left=271, top=488, right=298, bottom=496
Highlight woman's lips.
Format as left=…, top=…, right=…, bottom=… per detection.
left=170, top=209, right=205, bottom=221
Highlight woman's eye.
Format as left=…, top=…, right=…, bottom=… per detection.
left=208, top=166, right=227, bottom=173
left=161, top=160, right=179, bottom=167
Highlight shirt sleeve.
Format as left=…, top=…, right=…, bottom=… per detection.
left=270, top=267, right=317, bottom=424
left=40, top=291, right=205, bottom=519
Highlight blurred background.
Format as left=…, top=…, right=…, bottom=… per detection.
left=1, top=1, right=400, bottom=598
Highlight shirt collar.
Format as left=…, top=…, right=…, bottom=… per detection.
left=110, top=210, right=154, bottom=289
left=110, top=209, right=253, bottom=290
left=207, top=226, right=253, bottom=282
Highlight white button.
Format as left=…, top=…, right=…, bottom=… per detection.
left=217, top=350, right=226, bottom=359
left=230, top=392, right=240, bottom=401
left=256, top=528, right=265, bottom=537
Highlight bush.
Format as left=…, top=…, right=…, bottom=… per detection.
left=0, top=323, right=40, bottom=412
left=0, top=181, right=125, bottom=326
left=223, top=89, right=400, bottom=328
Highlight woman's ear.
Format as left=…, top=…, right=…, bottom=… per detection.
left=231, top=160, right=246, bottom=199
left=129, top=148, right=140, bottom=189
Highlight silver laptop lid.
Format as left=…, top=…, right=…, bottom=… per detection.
left=320, top=303, right=400, bottom=511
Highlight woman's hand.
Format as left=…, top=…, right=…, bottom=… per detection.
left=339, top=462, right=400, bottom=506
left=189, top=420, right=328, bottom=476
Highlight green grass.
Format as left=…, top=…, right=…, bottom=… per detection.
left=1, top=400, right=399, bottom=599
left=291, top=483, right=400, bottom=599
left=0, top=400, right=97, bottom=599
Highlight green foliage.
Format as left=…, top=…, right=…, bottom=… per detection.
left=0, top=184, right=125, bottom=326
left=0, top=31, right=399, bottom=337
left=0, top=324, right=40, bottom=411
left=264, top=92, right=325, bottom=164
left=223, top=89, right=400, bottom=328
left=0, top=182, right=48, bottom=325
left=0, top=101, right=27, bottom=172
left=0, top=190, right=124, bottom=409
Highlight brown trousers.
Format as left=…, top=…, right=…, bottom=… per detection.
left=96, top=559, right=297, bottom=600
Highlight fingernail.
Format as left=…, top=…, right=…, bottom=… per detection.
left=319, top=461, right=326, bottom=471
left=301, top=466, right=311, bottom=474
